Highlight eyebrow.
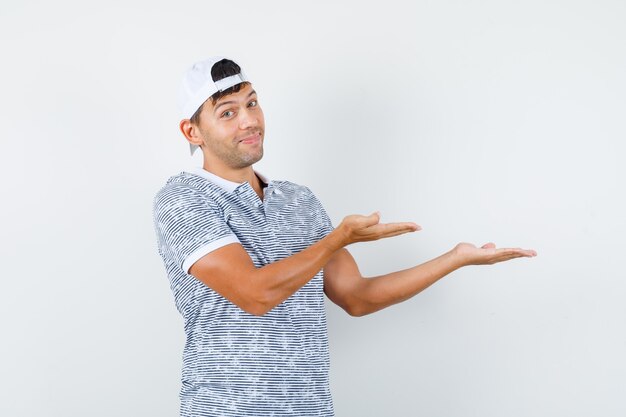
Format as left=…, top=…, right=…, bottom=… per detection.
left=213, top=89, right=257, bottom=114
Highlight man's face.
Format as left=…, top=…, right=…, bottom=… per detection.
left=195, top=83, right=265, bottom=169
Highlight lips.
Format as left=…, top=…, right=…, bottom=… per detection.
left=239, top=132, right=261, bottom=144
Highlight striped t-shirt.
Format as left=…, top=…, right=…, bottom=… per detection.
left=153, top=166, right=336, bottom=417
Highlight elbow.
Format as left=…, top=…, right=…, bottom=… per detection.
left=344, top=300, right=369, bottom=317
left=243, top=290, right=276, bottom=316
left=347, top=307, right=365, bottom=317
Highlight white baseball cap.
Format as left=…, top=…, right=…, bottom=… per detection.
left=177, top=56, right=250, bottom=155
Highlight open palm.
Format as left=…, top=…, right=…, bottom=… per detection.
left=454, top=242, right=537, bottom=266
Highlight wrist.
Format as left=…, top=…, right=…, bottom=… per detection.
left=323, top=227, right=348, bottom=251
left=448, top=246, right=469, bottom=269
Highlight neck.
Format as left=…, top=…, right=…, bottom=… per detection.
left=202, top=162, right=256, bottom=184
left=201, top=158, right=265, bottom=195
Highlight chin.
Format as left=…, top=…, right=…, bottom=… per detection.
left=236, top=152, right=263, bottom=168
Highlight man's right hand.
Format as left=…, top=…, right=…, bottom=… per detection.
left=452, top=242, right=537, bottom=267
left=334, top=211, right=421, bottom=246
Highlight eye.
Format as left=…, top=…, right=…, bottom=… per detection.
left=221, top=110, right=234, bottom=118
left=248, top=100, right=258, bottom=107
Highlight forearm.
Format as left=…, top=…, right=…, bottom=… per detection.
left=254, top=229, right=346, bottom=314
left=353, top=249, right=464, bottom=316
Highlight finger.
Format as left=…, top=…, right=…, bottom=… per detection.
left=497, top=248, right=537, bottom=257
left=392, top=222, right=421, bottom=231
left=380, top=228, right=418, bottom=239
left=481, top=242, right=496, bottom=249
left=379, top=222, right=421, bottom=235
left=361, top=224, right=417, bottom=240
left=496, top=255, right=531, bottom=264
left=385, top=221, right=421, bottom=230
left=492, top=252, right=536, bottom=263
left=361, top=211, right=382, bottom=227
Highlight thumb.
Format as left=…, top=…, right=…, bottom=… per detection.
left=481, top=242, right=496, bottom=249
left=366, top=211, right=381, bottom=225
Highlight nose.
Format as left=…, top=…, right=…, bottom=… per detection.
left=239, top=107, right=260, bottom=129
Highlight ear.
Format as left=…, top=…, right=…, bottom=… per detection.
left=179, top=119, right=203, bottom=148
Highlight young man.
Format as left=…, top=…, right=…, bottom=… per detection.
left=153, top=56, right=537, bottom=417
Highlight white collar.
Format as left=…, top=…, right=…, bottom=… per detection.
left=187, top=166, right=270, bottom=193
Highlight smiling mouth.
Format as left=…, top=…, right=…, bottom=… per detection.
left=239, top=132, right=262, bottom=144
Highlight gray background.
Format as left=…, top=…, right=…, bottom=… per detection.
left=1, top=0, right=624, bottom=416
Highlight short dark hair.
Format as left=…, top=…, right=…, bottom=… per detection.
left=189, top=58, right=251, bottom=126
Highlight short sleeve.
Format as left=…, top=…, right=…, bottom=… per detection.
left=303, top=186, right=335, bottom=241
left=153, top=184, right=240, bottom=273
